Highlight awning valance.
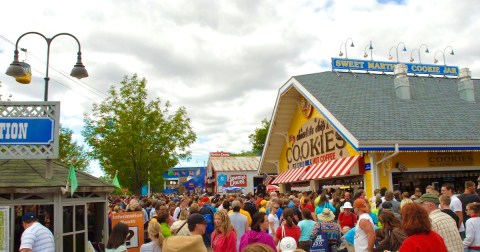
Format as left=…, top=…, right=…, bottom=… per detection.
left=272, top=165, right=310, bottom=184
left=301, top=155, right=361, bottom=181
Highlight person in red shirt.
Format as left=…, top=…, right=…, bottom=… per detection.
left=300, top=197, right=316, bottom=221
left=275, top=208, right=301, bottom=246
left=398, top=202, right=447, bottom=252
left=211, top=210, right=237, bottom=252
left=337, top=202, right=357, bottom=229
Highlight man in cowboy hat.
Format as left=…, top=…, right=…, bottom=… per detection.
left=310, top=208, right=341, bottom=251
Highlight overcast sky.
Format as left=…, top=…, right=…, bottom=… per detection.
left=1, top=0, right=479, bottom=177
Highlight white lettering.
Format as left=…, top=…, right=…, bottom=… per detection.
left=0, top=122, right=29, bottom=140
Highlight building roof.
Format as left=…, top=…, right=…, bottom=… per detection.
left=210, top=156, right=260, bottom=172
left=0, top=159, right=115, bottom=193
left=259, top=70, right=480, bottom=174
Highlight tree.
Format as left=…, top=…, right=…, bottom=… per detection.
left=82, top=74, right=197, bottom=194
left=248, top=118, right=270, bottom=155
left=58, top=126, right=90, bottom=171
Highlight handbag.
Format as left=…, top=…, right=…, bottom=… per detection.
left=276, top=225, right=286, bottom=251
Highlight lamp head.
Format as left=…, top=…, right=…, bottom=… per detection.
left=5, top=50, right=27, bottom=78
left=434, top=58, right=438, bottom=64
left=350, top=42, right=354, bottom=47
left=388, top=55, right=393, bottom=60
left=409, top=57, right=414, bottom=62
left=369, top=44, right=373, bottom=50
left=425, top=48, right=429, bottom=53
left=339, top=51, right=344, bottom=57
left=402, top=46, right=407, bottom=52
left=363, top=53, right=368, bottom=58
left=70, top=52, right=89, bottom=79
left=450, top=50, right=454, bottom=55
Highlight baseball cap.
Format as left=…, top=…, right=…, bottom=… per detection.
left=22, top=212, right=37, bottom=222
left=187, top=213, right=208, bottom=226
left=414, top=193, right=439, bottom=204
left=279, top=237, right=297, bottom=252
left=353, top=198, right=369, bottom=211
left=201, top=196, right=210, bottom=203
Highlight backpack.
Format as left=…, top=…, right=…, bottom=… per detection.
left=309, top=222, right=331, bottom=252
left=199, top=205, right=215, bottom=233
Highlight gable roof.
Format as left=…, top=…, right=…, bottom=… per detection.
left=210, top=156, right=260, bottom=172
left=0, top=159, right=115, bottom=193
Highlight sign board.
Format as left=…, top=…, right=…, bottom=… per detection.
left=0, top=206, right=9, bottom=252
left=0, top=118, right=54, bottom=145
left=227, top=174, right=247, bottom=187
left=111, top=212, right=144, bottom=252
left=331, top=58, right=459, bottom=76
left=428, top=152, right=473, bottom=167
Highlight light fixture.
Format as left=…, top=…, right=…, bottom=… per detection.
left=339, top=38, right=354, bottom=59
left=5, top=50, right=27, bottom=77
left=409, top=44, right=429, bottom=64
left=388, top=42, right=407, bottom=63
left=70, top=52, right=89, bottom=79
left=433, top=46, right=454, bottom=66
left=363, top=41, right=373, bottom=60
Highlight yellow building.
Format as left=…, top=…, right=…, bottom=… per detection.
left=259, top=65, right=480, bottom=199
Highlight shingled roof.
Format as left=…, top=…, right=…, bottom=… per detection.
left=0, top=159, right=115, bottom=193
left=210, top=156, right=260, bottom=172
left=293, top=71, right=480, bottom=149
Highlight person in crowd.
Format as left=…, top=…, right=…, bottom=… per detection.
left=162, top=213, right=208, bottom=252
left=297, top=209, right=315, bottom=252
left=398, top=203, right=447, bottom=252
left=399, top=198, right=413, bottom=213
left=393, top=190, right=402, bottom=202
left=227, top=198, right=252, bottom=226
left=439, top=195, right=460, bottom=227
left=370, top=189, right=380, bottom=209
left=275, top=208, right=301, bottom=246
left=259, top=200, right=268, bottom=213
left=415, top=192, right=463, bottom=252
left=374, top=211, right=407, bottom=252
left=106, top=222, right=129, bottom=252
left=257, top=182, right=267, bottom=196
left=291, top=198, right=302, bottom=224
left=19, top=212, right=55, bottom=252
left=331, top=196, right=342, bottom=221
left=189, top=203, right=200, bottom=214
left=353, top=198, right=375, bottom=252
left=458, top=181, right=480, bottom=227
left=156, top=212, right=172, bottom=238
left=170, top=209, right=190, bottom=236
left=379, top=201, right=401, bottom=220
left=140, top=218, right=164, bottom=252
left=341, top=191, right=354, bottom=206
left=441, top=183, right=464, bottom=235
left=426, top=185, right=435, bottom=194
left=199, top=196, right=216, bottom=248
left=211, top=210, right=237, bottom=252
left=268, top=203, right=280, bottom=236
left=315, top=193, right=336, bottom=218
left=243, top=195, right=258, bottom=218
left=173, top=197, right=188, bottom=221
left=476, top=176, right=480, bottom=196
left=337, top=202, right=357, bottom=229
left=241, top=243, right=275, bottom=252
left=239, top=212, right=277, bottom=252
left=463, top=202, right=480, bottom=251
left=229, top=200, right=249, bottom=251
left=300, top=197, right=315, bottom=220
left=310, top=208, right=341, bottom=251
left=413, top=187, right=422, bottom=199
left=379, top=191, right=400, bottom=214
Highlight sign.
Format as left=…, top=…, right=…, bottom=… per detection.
left=111, top=212, right=144, bottom=252
left=428, top=152, right=473, bottom=167
left=210, top=151, right=230, bottom=157
left=300, top=98, right=313, bottom=118
left=331, top=58, right=459, bottom=77
left=228, top=174, right=247, bottom=187
left=286, top=117, right=347, bottom=169
left=0, top=206, right=9, bottom=252
left=365, top=163, right=371, bottom=171
left=218, top=174, right=228, bottom=186
left=0, top=118, right=54, bottom=145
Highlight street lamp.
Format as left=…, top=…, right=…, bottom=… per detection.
left=388, top=42, right=407, bottom=63
left=434, top=46, right=454, bottom=65
left=409, top=43, right=429, bottom=64
left=339, top=38, right=354, bottom=59
left=5, top=32, right=88, bottom=101
left=363, top=41, right=374, bottom=61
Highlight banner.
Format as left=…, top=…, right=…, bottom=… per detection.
left=111, top=212, right=144, bottom=252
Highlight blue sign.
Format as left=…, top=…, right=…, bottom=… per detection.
left=331, top=58, right=459, bottom=76
left=218, top=174, right=227, bottom=186
left=0, top=117, right=54, bottom=145
left=365, top=163, right=371, bottom=171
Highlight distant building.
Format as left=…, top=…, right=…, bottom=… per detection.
left=163, top=166, right=205, bottom=194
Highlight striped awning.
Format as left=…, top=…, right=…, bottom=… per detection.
left=271, top=165, right=310, bottom=184
left=301, top=155, right=361, bottom=181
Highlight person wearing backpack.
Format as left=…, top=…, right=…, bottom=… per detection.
left=199, top=196, right=216, bottom=248
left=310, top=209, right=341, bottom=252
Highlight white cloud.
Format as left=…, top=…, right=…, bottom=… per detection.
left=1, top=0, right=479, bottom=177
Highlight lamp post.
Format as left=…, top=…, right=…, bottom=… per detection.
left=434, top=46, right=454, bottom=65
left=5, top=32, right=88, bottom=101
left=388, top=42, right=407, bottom=63
left=409, top=43, right=429, bottom=64
left=339, top=38, right=354, bottom=59
left=363, top=41, right=374, bottom=61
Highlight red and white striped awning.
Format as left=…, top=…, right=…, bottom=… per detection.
left=271, top=165, right=310, bottom=184
left=301, top=155, right=361, bottom=181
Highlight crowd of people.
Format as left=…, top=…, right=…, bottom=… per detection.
left=102, top=178, right=480, bottom=252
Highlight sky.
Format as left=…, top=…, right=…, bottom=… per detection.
left=1, top=0, right=479, bottom=177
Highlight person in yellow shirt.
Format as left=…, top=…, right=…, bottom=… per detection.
left=227, top=198, right=252, bottom=226
left=259, top=200, right=268, bottom=213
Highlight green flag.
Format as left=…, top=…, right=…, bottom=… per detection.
left=113, top=171, right=121, bottom=189
left=68, top=164, right=78, bottom=196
